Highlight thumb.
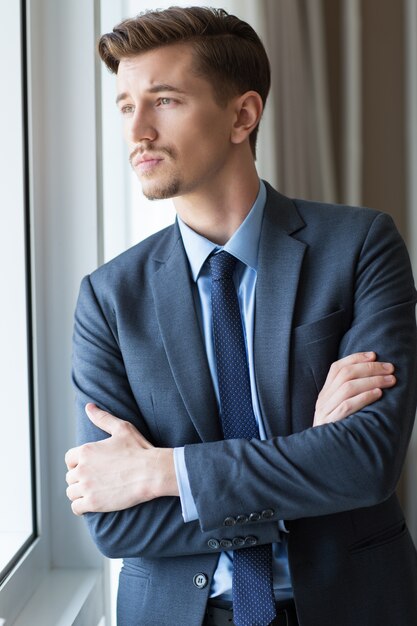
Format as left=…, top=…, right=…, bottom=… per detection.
left=85, top=403, right=121, bottom=435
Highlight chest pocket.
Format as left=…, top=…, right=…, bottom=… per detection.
left=295, top=308, right=346, bottom=389
left=290, top=308, right=346, bottom=431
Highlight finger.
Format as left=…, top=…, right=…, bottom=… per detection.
left=65, top=469, right=78, bottom=485
left=321, top=352, right=377, bottom=395
left=319, top=373, right=396, bottom=417
left=85, top=403, right=122, bottom=435
left=324, top=387, right=383, bottom=424
left=65, top=447, right=80, bottom=470
left=319, top=360, right=394, bottom=407
left=71, top=497, right=86, bottom=516
left=66, top=483, right=83, bottom=501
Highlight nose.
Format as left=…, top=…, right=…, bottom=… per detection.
left=126, top=105, right=157, bottom=144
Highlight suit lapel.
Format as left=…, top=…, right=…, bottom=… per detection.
left=255, top=185, right=306, bottom=437
left=151, top=228, right=222, bottom=442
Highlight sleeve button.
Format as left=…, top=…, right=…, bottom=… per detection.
left=244, top=535, right=258, bottom=546
left=208, top=538, right=220, bottom=550
left=232, top=536, right=245, bottom=547
left=236, top=514, right=249, bottom=524
left=249, top=512, right=261, bottom=522
left=261, top=509, right=275, bottom=519
left=220, top=539, right=233, bottom=549
left=223, top=516, right=236, bottom=527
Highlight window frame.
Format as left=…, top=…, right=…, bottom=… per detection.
left=0, top=0, right=108, bottom=622
left=0, top=0, right=38, bottom=588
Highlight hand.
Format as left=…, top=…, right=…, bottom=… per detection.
left=65, top=403, right=178, bottom=515
left=313, top=352, right=395, bottom=426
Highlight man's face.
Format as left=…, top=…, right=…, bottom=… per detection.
left=116, top=44, right=237, bottom=201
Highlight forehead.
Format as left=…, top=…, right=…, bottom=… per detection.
left=116, top=43, right=202, bottom=94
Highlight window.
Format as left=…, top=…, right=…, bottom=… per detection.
left=0, top=0, right=36, bottom=584
left=0, top=1, right=106, bottom=622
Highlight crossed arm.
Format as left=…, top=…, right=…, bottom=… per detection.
left=65, top=351, right=396, bottom=516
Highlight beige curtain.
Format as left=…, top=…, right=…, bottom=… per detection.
left=256, top=0, right=336, bottom=201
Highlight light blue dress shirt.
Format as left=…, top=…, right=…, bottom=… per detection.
left=173, top=181, right=293, bottom=601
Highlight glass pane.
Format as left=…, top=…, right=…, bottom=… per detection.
left=0, top=0, right=35, bottom=581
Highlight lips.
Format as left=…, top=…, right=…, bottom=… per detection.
left=132, top=152, right=163, bottom=169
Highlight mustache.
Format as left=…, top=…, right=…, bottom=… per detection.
left=129, top=145, right=176, bottom=165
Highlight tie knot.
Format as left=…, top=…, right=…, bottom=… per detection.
left=208, top=251, right=237, bottom=281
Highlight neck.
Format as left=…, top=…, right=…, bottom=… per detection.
left=174, top=161, right=260, bottom=245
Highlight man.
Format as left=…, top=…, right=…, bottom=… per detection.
left=65, top=7, right=417, bottom=626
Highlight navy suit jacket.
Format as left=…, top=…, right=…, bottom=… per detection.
left=73, top=183, right=417, bottom=625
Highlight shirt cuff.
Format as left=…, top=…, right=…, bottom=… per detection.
left=173, top=447, right=199, bottom=522
left=278, top=520, right=289, bottom=533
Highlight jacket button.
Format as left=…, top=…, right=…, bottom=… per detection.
left=232, top=536, right=245, bottom=547
left=220, top=539, right=233, bottom=549
left=193, top=573, right=208, bottom=589
left=261, top=509, right=275, bottom=519
left=249, top=512, right=261, bottom=522
left=236, top=514, right=249, bottom=524
left=223, top=516, right=236, bottom=527
left=244, top=535, right=258, bottom=546
left=208, top=538, right=220, bottom=550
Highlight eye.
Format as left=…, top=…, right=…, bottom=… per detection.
left=159, top=97, right=173, bottom=106
left=120, top=104, right=134, bottom=115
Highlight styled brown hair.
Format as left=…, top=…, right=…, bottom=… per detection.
left=98, top=6, right=270, bottom=157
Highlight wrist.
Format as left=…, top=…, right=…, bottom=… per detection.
left=153, top=447, right=179, bottom=498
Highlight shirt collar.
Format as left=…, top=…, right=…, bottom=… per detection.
left=177, top=180, right=266, bottom=281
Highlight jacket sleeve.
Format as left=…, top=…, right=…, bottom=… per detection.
left=72, top=275, right=281, bottom=558
left=184, top=212, right=417, bottom=531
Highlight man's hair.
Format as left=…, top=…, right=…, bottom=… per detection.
left=98, top=6, right=270, bottom=158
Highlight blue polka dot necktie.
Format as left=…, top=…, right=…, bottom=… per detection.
left=208, top=251, right=276, bottom=626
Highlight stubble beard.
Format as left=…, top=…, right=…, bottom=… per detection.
left=141, top=175, right=181, bottom=201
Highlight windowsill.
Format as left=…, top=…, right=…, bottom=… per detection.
left=12, top=568, right=103, bottom=626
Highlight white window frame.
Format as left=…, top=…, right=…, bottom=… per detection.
left=0, top=0, right=108, bottom=623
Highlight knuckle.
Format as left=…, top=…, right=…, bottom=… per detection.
left=335, top=364, right=347, bottom=381
left=89, top=494, right=98, bottom=510
left=343, top=380, right=355, bottom=395
left=82, top=478, right=92, bottom=492
left=115, top=420, right=131, bottom=436
left=340, top=398, right=352, bottom=414
left=344, top=364, right=356, bottom=378
left=80, top=443, right=91, bottom=456
left=365, top=361, right=375, bottom=374
left=329, top=361, right=339, bottom=375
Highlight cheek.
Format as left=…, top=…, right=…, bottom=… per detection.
left=185, top=117, right=231, bottom=156
left=122, top=120, right=134, bottom=147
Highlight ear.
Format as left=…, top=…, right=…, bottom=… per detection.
left=230, top=91, right=263, bottom=146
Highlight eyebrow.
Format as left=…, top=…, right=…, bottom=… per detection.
left=115, top=84, right=186, bottom=105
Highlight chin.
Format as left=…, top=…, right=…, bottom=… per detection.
left=141, top=178, right=181, bottom=201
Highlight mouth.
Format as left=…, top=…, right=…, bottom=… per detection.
left=131, top=153, right=164, bottom=174
left=139, top=158, right=163, bottom=171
